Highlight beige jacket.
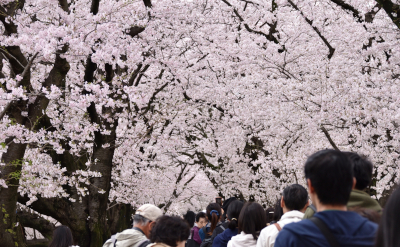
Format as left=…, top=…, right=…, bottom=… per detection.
left=147, top=243, right=172, bottom=247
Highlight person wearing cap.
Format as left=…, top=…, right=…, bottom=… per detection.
left=103, top=204, right=163, bottom=247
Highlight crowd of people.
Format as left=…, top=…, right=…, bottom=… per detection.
left=49, top=149, right=400, bottom=247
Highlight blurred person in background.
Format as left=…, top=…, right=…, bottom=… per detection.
left=103, top=204, right=163, bottom=247
left=227, top=202, right=266, bottom=247
left=186, top=212, right=207, bottom=247
left=375, top=187, right=400, bottom=247
left=213, top=200, right=244, bottom=247
left=149, top=215, right=190, bottom=247
left=257, top=184, right=308, bottom=247
left=48, top=225, right=74, bottom=247
left=199, top=203, right=223, bottom=247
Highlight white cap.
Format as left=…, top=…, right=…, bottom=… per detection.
left=135, top=204, right=163, bottom=222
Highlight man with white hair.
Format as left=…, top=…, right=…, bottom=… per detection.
left=103, top=204, right=163, bottom=247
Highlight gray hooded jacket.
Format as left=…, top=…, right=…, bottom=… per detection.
left=103, top=227, right=150, bottom=247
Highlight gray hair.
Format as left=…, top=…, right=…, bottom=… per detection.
left=133, top=214, right=151, bottom=227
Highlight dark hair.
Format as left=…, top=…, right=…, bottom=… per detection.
left=304, top=149, right=353, bottom=205
left=272, top=198, right=283, bottom=221
left=282, top=184, right=308, bottom=211
left=375, top=187, right=400, bottom=247
left=265, top=207, right=274, bottom=224
left=150, top=215, right=190, bottom=247
left=227, top=200, right=244, bottom=230
left=48, top=225, right=74, bottom=247
left=183, top=211, right=196, bottom=227
left=222, top=197, right=237, bottom=219
left=344, top=152, right=373, bottom=190
left=238, top=202, right=266, bottom=240
left=206, top=203, right=221, bottom=236
left=195, top=212, right=206, bottom=222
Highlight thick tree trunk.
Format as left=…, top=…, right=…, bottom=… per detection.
left=0, top=52, right=69, bottom=246
left=87, top=120, right=118, bottom=247
left=0, top=142, right=28, bottom=247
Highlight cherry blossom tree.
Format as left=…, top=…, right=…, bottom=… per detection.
left=0, top=0, right=400, bottom=246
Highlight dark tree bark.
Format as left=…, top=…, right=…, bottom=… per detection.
left=3, top=0, right=144, bottom=246
left=376, top=0, right=400, bottom=29
left=17, top=209, right=56, bottom=240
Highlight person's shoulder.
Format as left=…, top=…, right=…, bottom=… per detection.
left=359, top=215, right=379, bottom=230
left=222, top=221, right=229, bottom=227
left=281, top=218, right=314, bottom=230
left=274, top=226, right=300, bottom=247
left=260, top=223, right=279, bottom=236
left=213, top=232, right=223, bottom=246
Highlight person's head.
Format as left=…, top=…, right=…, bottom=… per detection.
left=344, top=152, right=373, bottom=191
left=206, top=203, right=222, bottom=236
left=375, top=187, right=400, bottom=247
left=265, top=207, right=274, bottom=224
left=238, top=202, right=266, bottom=240
left=150, top=215, right=190, bottom=247
left=183, top=210, right=196, bottom=227
left=48, top=225, right=74, bottom=247
left=221, top=197, right=237, bottom=219
left=272, top=198, right=283, bottom=221
left=304, top=149, right=354, bottom=207
left=227, top=200, right=244, bottom=230
left=133, top=204, right=163, bottom=238
left=195, top=211, right=207, bottom=228
left=281, top=184, right=309, bottom=213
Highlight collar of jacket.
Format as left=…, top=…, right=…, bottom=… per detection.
left=149, top=243, right=172, bottom=247
left=132, top=227, right=146, bottom=236
left=280, top=210, right=304, bottom=221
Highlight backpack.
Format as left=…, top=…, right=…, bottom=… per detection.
left=186, top=228, right=200, bottom=247
left=199, top=226, right=212, bottom=247
left=199, top=224, right=226, bottom=247
left=113, top=238, right=150, bottom=247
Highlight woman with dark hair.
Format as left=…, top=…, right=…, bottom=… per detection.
left=184, top=211, right=196, bottom=228
left=265, top=208, right=274, bottom=225
left=270, top=199, right=283, bottom=224
left=187, top=212, right=207, bottom=247
left=375, top=187, right=400, bottom=247
left=213, top=200, right=244, bottom=247
left=227, top=202, right=266, bottom=247
left=198, top=203, right=222, bottom=246
left=149, top=215, right=190, bottom=247
left=210, top=197, right=238, bottom=242
left=48, top=225, right=74, bottom=247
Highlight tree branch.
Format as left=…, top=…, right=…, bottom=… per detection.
left=17, top=208, right=55, bottom=240
left=143, top=0, right=152, bottom=8
left=90, top=0, right=100, bottom=15
left=58, top=0, right=69, bottom=12
left=375, top=0, right=400, bottom=29
left=321, top=126, right=340, bottom=151
left=221, top=0, right=280, bottom=44
left=0, top=52, right=39, bottom=121
left=329, top=0, right=363, bottom=21
left=287, top=0, right=335, bottom=59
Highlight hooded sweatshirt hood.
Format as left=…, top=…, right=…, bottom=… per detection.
left=228, top=232, right=257, bottom=247
left=103, top=228, right=149, bottom=247
left=347, top=189, right=382, bottom=213
left=275, top=211, right=378, bottom=247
